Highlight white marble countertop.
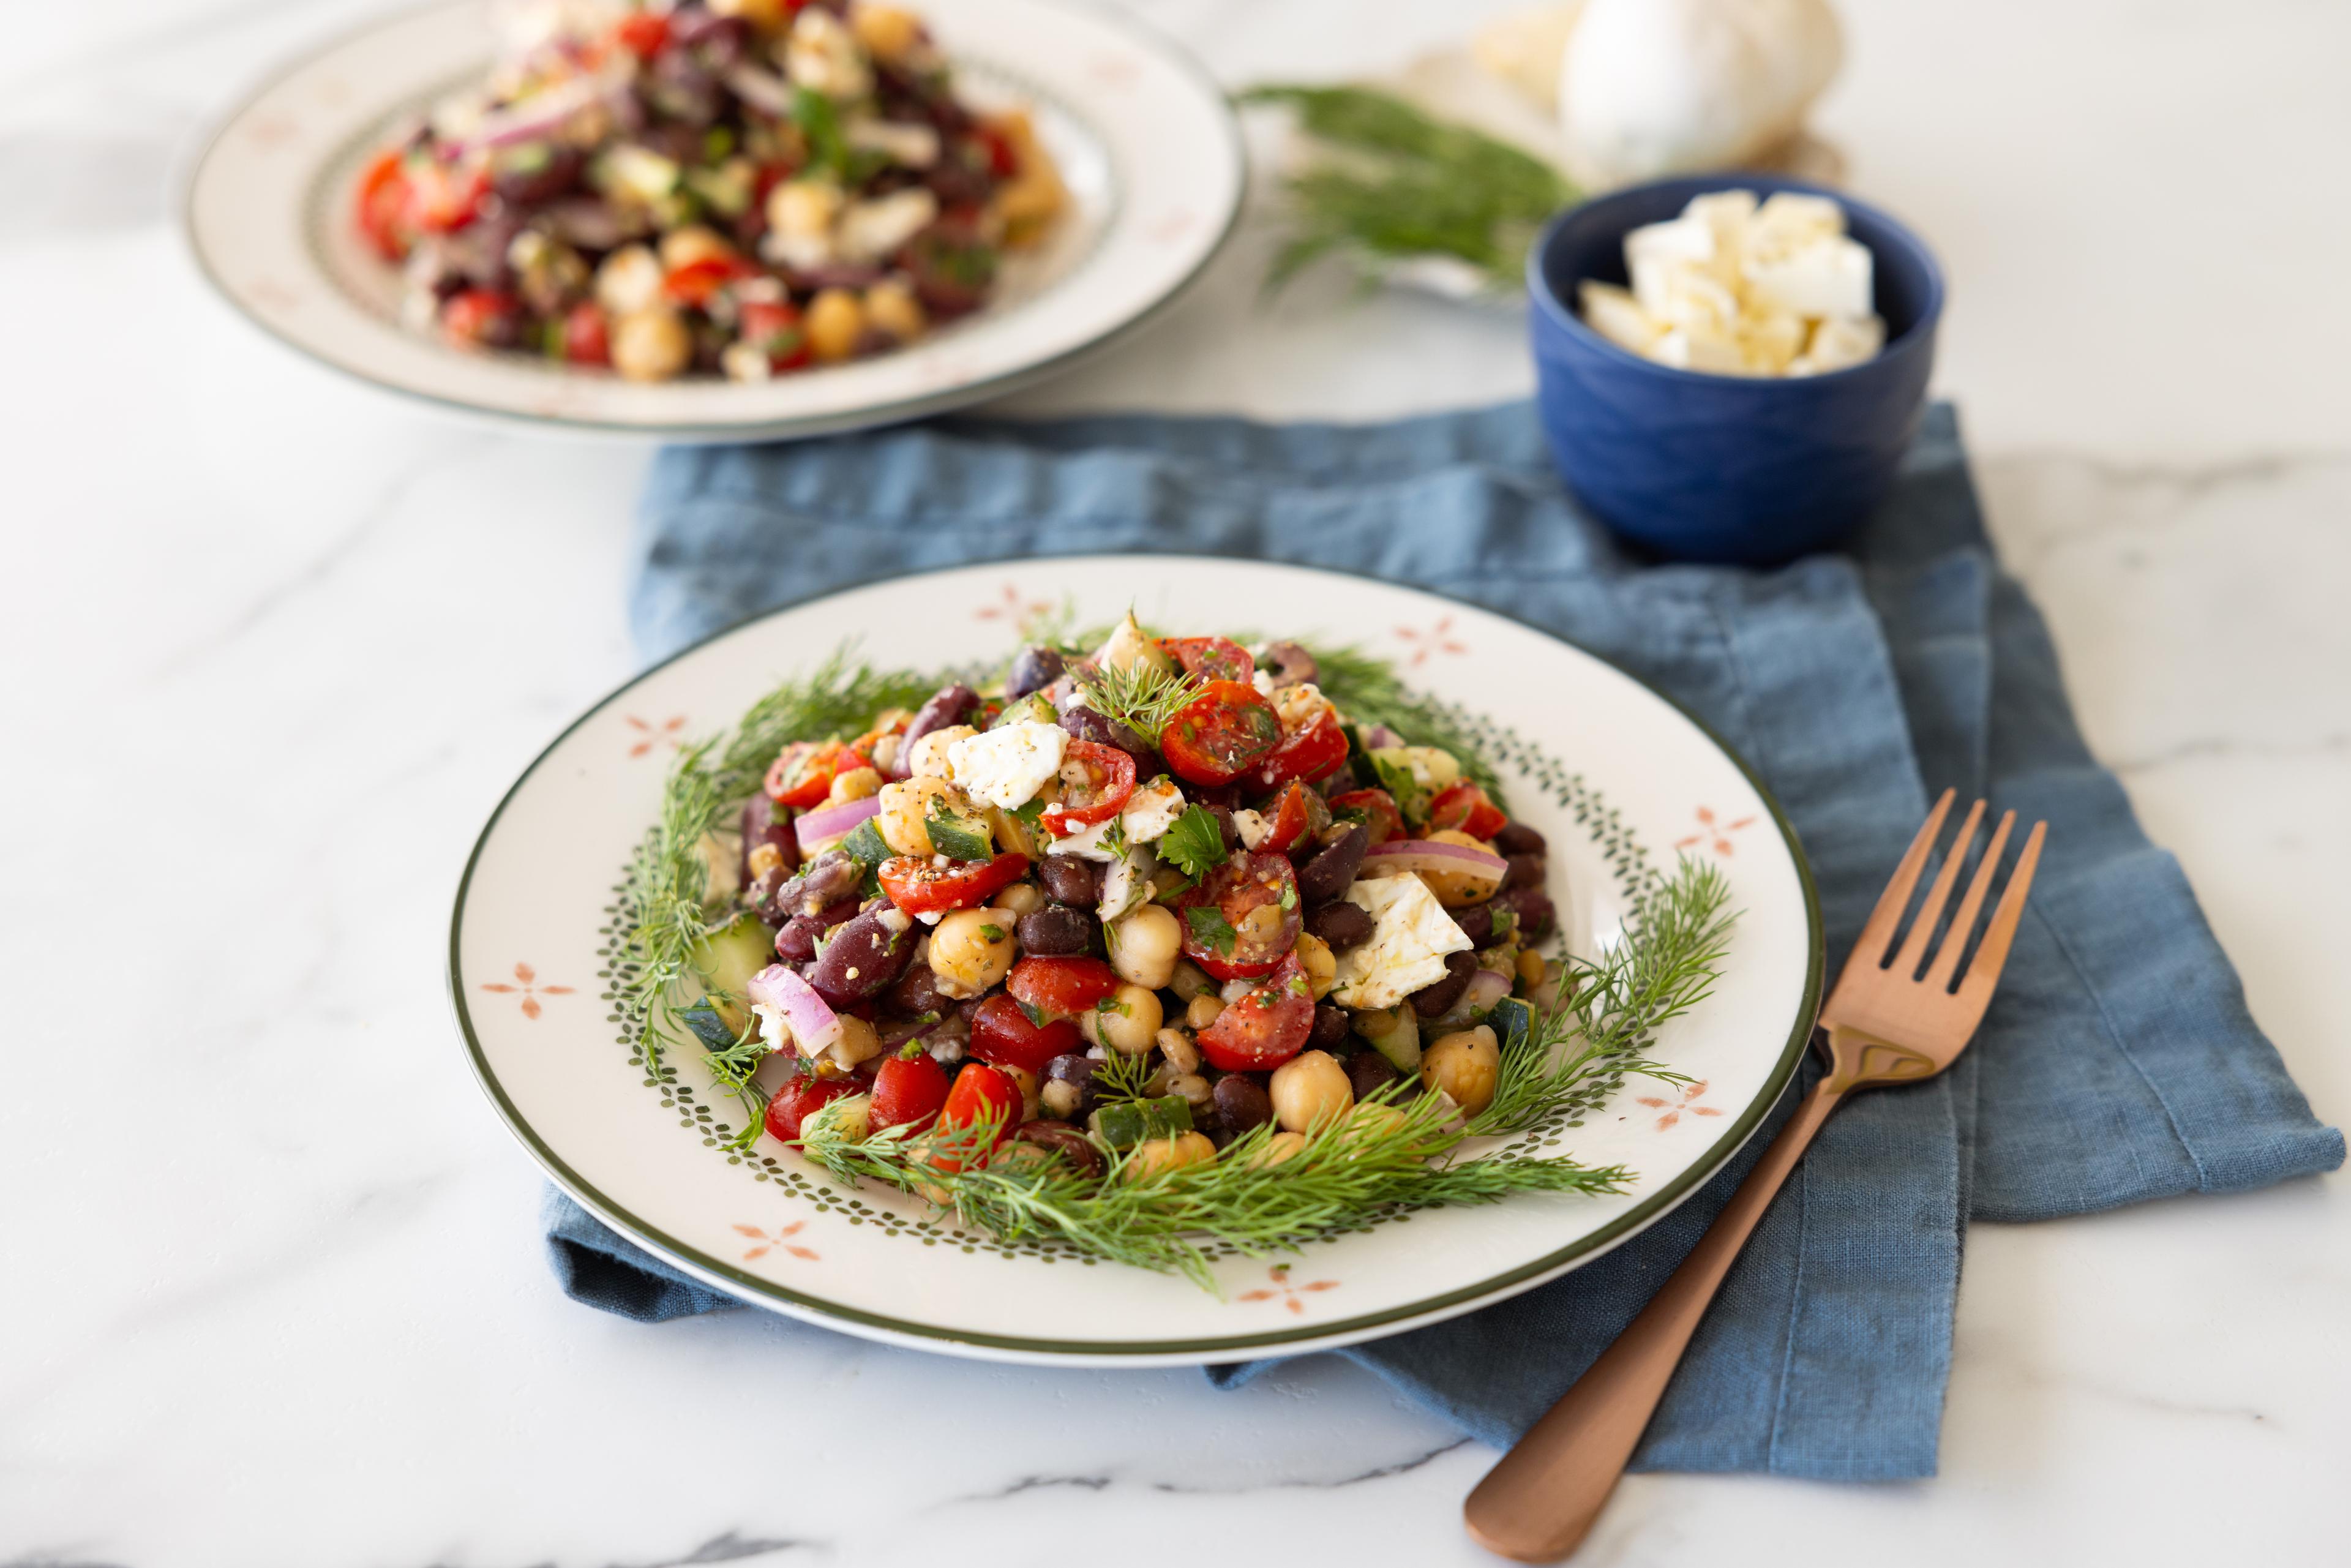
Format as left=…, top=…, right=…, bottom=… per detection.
left=4, top=0, right=2345, bottom=1562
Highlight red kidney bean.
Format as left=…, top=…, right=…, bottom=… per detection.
left=1495, top=885, right=1558, bottom=942
left=774, top=914, right=822, bottom=963
left=1212, top=1073, right=1274, bottom=1136
left=884, top=959, right=951, bottom=1018
left=1346, top=1050, right=1399, bottom=1101
left=1014, top=1119, right=1103, bottom=1177
left=1037, top=855, right=1101, bottom=907
left=1308, top=1002, right=1352, bottom=1052
left=738, top=797, right=800, bottom=888
left=1016, top=905, right=1097, bottom=956
left=1297, top=821, right=1371, bottom=906
left=1501, top=852, right=1547, bottom=893
left=808, top=908, right=915, bottom=1008
left=1409, top=951, right=1479, bottom=1019
left=1007, top=645, right=1065, bottom=699
left=1305, top=899, right=1375, bottom=953
left=1493, top=822, right=1547, bottom=857
left=1452, top=902, right=1510, bottom=949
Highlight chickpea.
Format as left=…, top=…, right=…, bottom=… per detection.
left=1155, top=1026, right=1201, bottom=1075
left=1234, top=902, right=1288, bottom=950
left=1185, top=992, right=1224, bottom=1030
left=1344, top=1101, right=1409, bottom=1147
left=1243, top=1130, right=1309, bottom=1169
left=824, top=765, right=883, bottom=808
left=806, top=287, right=866, bottom=363
left=864, top=279, right=928, bottom=342
left=805, top=1092, right=872, bottom=1143
left=1164, top=1071, right=1212, bottom=1112
left=1040, top=1076, right=1084, bottom=1120
left=997, top=1062, right=1043, bottom=1122
left=1419, top=828, right=1507, bottom=907
left=815, top=1013, right=883, bottom=1073
left=709, top=0, right=787, bottom=24
left=1167, top=958, right=1215, bottom=1002
left=1516, top=947, right=1546, bottom=988
left=658, top=224, right=735, bottom=271
left=1292, top=931, right=1337, bottom=999
left=766, top=178, right=842, bottom=242
left=610, top=308, right=692, bottom=382
left=1080, top=983, right=1163, bottom=1056
left=1269, top=1049, right=1353, bottom=1133
left=1106, top=904, right=1181, bottom=990
left=746, top=841, right=784, bottom=881
left=992, top=880, right=1044, bottom=920
left=877, top=775, right=964, bottom=856
left=929, top=908, right=1016, bottom=999
left=850, top=1, right=923, bottom=61
left=1421, top=1024, right=1501, bottom=1116
left=1122, top=1130, right=1215, bottom=1184
left=907, top=724, right=973, bottom=781
left=593, top=242, right=664, bottom=315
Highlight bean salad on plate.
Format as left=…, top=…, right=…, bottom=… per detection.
left=636, top=617, right=1738, bottom=1283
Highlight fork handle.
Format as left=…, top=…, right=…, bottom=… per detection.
left=1463, top=1073, right=1847, bottom=1563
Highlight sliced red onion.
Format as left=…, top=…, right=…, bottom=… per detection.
left=748, top=964, right=846, bottom=1057
left=1362, top=838, right=1509, bottom=880
left=462, top=74, right=609, bottom=152
left=793, top=795, right=882, bottom=852
left=724, top=64, right=794, bottom=118
left=1462, top=967, right=1513, bottom=1016
left=1363, top=724, right=1405, bottom=750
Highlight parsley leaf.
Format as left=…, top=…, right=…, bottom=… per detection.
left=1159, top=806, right=1228, bottom=879
left=1186, top=904, right=1239, bottom=956
left=1369, top=751, right=1428, bottom=827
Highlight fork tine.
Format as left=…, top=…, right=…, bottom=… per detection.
left=1953, top=820, right=2047, bottom=1011
left=1891, top=797, right=1985, bottom=980
left=1925, top=809, right=2015, bottom=992
left=1840, top=789, right=1955, bottom=981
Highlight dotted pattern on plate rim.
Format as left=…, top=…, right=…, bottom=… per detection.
left=593, top=695, right=1668, bottom=1264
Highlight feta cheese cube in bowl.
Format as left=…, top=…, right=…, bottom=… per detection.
left=1526, top=174, right=1944, bottom=565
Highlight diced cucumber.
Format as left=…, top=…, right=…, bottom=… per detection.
left=1089, top=1097, right=1193, bottom=1149
left=686, top=913, right=776, bottom=1034
left=1355, top=1003, right=1422, bottom=1074
left=1488, top=996, right=1535, bottom=1057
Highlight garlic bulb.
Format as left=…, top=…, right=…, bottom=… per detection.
left=1558, top=0, right=1843, bottom=189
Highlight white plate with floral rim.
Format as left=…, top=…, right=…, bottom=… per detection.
left=449, top=556, right=1821, bottom=1365
left=181, top=0, right=1241, bottom=440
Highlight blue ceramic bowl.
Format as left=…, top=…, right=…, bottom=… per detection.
left=1526, top=174, right=1945, bottom=565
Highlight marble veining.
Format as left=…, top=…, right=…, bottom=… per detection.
left=1, top=0, right=2344, bottom=1563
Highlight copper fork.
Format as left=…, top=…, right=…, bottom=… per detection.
left=1463, top=789, right=2047, bottom=1563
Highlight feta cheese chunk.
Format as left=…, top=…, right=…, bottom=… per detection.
left=1120, top=778, right=1187, bottom=842
left=1741, top=232, right=1872, bottom=321
left=1231, top=809, right=1271, bottom=852
left=836, top=188, right=939, bottom=263
left=1044, top=813, right=1120, bottom=862
left=1578, top=281, right=1663, bottom=354
left=1329, top=874, right=1474, bottom=1011
left=1790, top=311, right=1886, bottom=376
left=947, top=721, right=1065, bottom=809
left=782, top=7, right=871, bottom=99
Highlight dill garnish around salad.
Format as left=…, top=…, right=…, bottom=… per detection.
left=618, top=620, right=1734, bottom=1286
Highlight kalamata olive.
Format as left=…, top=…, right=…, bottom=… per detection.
left=1257, top=640, right=1319, bottom=687
left=1305, top=899, right=1375, bottom=953
left=1037, top=855, right=1102, bottom=907
left=1059, top=706, right=1165, bottom=778
left=1006, top=645, right=1065, bottom=700
left=1495, top=885, right=1558, bottom=942
left=1502, top=853, right=1547, bottom=893
left=1409, top=950, right=1479, bottom=1019
left=1041, top=1054, right=1102, bottom=1122
left=1308, top=1002, right=1352, bottom=1052
left=885, top=959, right=951, bottom=1018
left=1493, top=822, right=1547, bottom=857
left=1452, top=902, right=1502, bottom=949
left=1212, top=1073, right=1275, bottom=1136
left=902, top=682, right=980, bottom=757
left=1014, top=1119, right=1103, bottom=1177
left=808, top=908, right=916, bottom=1008
left=1297, top=821, right=1371, bottom=906
left=1017, top=905, right=1097, bottom=956
left=774, top=914, right=822, bottom=963
left=1346, top=1050, right=1400, bottom=1101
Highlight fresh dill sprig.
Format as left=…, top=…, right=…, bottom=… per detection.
left=1240, top=84, right=1575, bottom=293
left=1305, top=639, right=1507, bottom=797
left=1071, top=659, right=1200, bottom=744
left=1090, top=1044, right=1158, bottom=1103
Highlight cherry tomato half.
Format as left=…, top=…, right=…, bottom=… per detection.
left=932, top=1062, right=1021, bottom=1172
left=407, top=159, right=488, bottom=233
left=1428, top=781, right=1509, bottom=841
left=1256, top=780, right=1332, bottom=857
left=1248, top=709, right=1349, bottom=793
left=1159, top=636, right=1254, bottom=685
left=1041, top=740, right=1136, bottom=836
left=663, top=255, right=751, bottom=307
left=1161, top=680, right=1283, bottom=787
left=765, top=739, right=868, bottom=808
left=1327, top=788, right=1405, bottom=847
left=441, top=288, right=520, bottom=350
left=765, top=1074, right=857, bottom=1146
left=1196, top=953, right=1316, bottom=1071
left=561, top=301, right=611, bottom=366
left=354, top=149, right=413, bottom=261
left=1176, top=850, right=1302, bottom=980
left=740, top=299, right=809, bottom=370
left=879, top=852, right=1030, bottom=917
left=968, top=992, right=1083, bottom=1075
left=612, top=11, right=670, bottom=57
left=1005, top=954, right=1121, bottom=1020
left=869, top=1051, right=951, bottom=1132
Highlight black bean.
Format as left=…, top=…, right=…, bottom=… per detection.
left=1212, top=1073, right=1274, bottom=1136
left=1037, top=856, right=1101, bottom=907
left=902, top=682, right=980, bottom=758
left=1017, top=905, right=1096, bottom=956
left=1495, top=885, right=1558, bottom=942
left=808, top=909, right=915, bottom=1008
left=884, top=959, right=950, bottom=1018
left=1493, top=822, right=1547, bottom=857
left=1013, top=1119, right=1103, bottom=1177
left=1409, top=950, right=1479, bottom=1019
left=1452, top=902, right=1505, bottom=949
left=1042, top=1054, right=1102, bottom=1122
left=1256, top=640, right=1318, bottom=687
left=1502, top=852, right=1547, bottom=893
left=1297, top=821, right=1371, bottom=906
left=1308, top=1002, right=1352, bottom=1052
left=1305, top=899, right=1375, bottom=953
left=1347, top=1050, right=1400, bottom=1101
left=1006, top=645, right=1065, bottom=700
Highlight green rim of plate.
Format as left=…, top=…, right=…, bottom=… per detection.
left=448, top=556, right=1825, bottom=1357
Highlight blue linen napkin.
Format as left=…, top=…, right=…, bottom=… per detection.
left=544, top=402, right=2341, bottom=1480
